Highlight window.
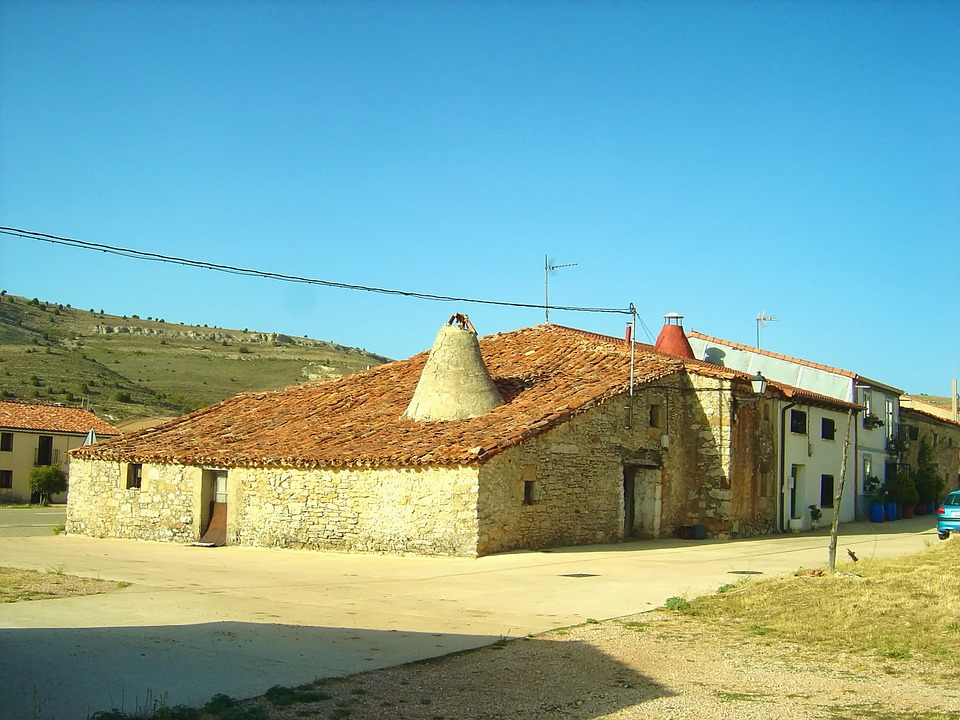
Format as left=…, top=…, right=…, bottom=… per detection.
left=214, top=472, right=228, bottom=503
left=0, top=470, right=11, bottom=489
left=790, top=409, right=808, bottom=434
left=820, top=474, right=835, bottom=508
left=523, top=480, right=541, bottom=505
left=649, top=403, right=663, bottom=429
left=0, top=432, right=12, bottom=452
left=126, top=463, right=142, bottom=490
left=821, top=418, right=836, bottom=440
left=885, top=399, right=895, bottom=439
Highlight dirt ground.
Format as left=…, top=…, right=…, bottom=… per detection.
left=231, top=610, right=959, bottom=720
left=0, top=566, right=126, bottom=602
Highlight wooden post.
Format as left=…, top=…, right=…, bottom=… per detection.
left=828, top=409, right=855, bottom=573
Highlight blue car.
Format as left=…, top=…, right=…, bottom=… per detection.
left=937, top=491, right=960, bottom=540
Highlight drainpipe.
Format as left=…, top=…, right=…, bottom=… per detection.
left=854, top=403, right=861, bottom=520
left=778, top=400, right=797, bottom=532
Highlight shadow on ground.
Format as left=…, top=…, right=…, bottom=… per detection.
left=0, top=621, right=672, bottom=720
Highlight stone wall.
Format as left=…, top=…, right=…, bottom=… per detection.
left=66, top=459, right=198, bottom=542
left=231, top=465, right=479, bottom=555
left=477, top=410, right=632, bottom=555
left=67, top=459, right=480, bottom=556
left=900, top=408, right=960, bottom=497
left=475, top=374, right=778, bottom=554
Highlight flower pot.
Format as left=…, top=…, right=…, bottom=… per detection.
left=788, top=517, right=803, bottom=533
left=886, top=501, right=898, bottom=521
left=869, top=502, right=885, bottom=523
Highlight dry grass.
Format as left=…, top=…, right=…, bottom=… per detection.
left=0, top=565, right=129, bottom=602
left=690, top=538, right=960, bottom=673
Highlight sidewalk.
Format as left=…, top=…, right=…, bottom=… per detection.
left=0, top=517, right=939, bottom=719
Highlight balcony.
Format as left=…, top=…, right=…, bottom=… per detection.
left=34, top=448, right=61, bottom=466
left=885, top=423, right=912, bottom=455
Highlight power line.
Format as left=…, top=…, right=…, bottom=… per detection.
left=1, top=226, right=632, bottom=315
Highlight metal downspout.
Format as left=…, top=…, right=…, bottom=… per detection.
left=778, top=400, right=797, bottom=532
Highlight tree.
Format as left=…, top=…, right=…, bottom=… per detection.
left=29, top=465, right=67, bottom=506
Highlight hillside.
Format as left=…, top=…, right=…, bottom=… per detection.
left=0, top=292, right=390, bottom=423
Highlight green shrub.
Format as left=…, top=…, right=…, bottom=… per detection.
left=28, top=465, right=67, bottom=506
left=665, top=595, right=691, bottom=612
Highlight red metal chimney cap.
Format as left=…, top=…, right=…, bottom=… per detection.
left=654, top=313, right=695, bottom=359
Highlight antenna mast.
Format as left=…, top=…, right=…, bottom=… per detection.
left=756, top=310, right=778, bottom=348
left=544, top=255, right=577, bottom=323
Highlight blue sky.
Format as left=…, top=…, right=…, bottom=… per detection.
left=1, top=1, right=957, bottom=395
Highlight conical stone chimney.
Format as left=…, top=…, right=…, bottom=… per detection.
left=403, top=314, right=503, bottom=421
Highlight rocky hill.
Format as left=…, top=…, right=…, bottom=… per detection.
left=0, top=292, right=389, bottom=424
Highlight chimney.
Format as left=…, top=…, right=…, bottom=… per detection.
left=654, top=312, right=695, bottom=359
left=403, top=314, right=504, bottom=421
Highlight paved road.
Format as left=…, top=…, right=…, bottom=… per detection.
left=0, top=517, right=941, bottom=720
left=0, top=506, right=66, bottom=537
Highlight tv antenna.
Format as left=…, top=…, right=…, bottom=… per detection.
left=544, top=255, right=577, bottom=323
left=756, top=310, right=778, bottom=348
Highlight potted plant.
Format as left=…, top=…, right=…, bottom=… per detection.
left=865, top=476, right=885, bottom=522
left=788, top=515, right=803, bottom=533
left=808, top=504, right=822, bottom=530
left=887, top=471, right=919, bottom=519
left=913, top=438, right=946, bottom=514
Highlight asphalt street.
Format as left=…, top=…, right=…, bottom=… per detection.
left=0, top=506, right=66, bottom=538
left=0, top=516, right=942, bottom=720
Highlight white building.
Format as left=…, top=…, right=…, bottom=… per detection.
left=687, top=330, right=899, bottom=522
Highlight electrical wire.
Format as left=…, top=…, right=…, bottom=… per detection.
left=1, top=225, right=632, bottom=315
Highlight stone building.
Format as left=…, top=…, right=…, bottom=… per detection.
left=898, top=405, right=960, bottom=495
left=70, top=318, right=819, bottom=556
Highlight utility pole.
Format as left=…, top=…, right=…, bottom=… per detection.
left=827, top=409, right=854, bottom=574
left=544, top=255, right=577, bottom=323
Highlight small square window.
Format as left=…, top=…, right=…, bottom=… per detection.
left=649, top=403, right=663, bottom=429
left=790, top=410, right=808, bottom=434
left=0, top=470, right=12, bottom=489
left=126, top=463, right=143, bottom=490
left=821, top=418, right=836, bottom=440
left=523, top=480, right=541, bottom=505
left=0, top=432, right=12, bottom=452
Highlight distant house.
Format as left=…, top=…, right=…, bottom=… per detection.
left=687, top=329, right=899, bottom=521
left=897, top=405, right=960, bottom=495
left=0, top=400, right=120, bottom=503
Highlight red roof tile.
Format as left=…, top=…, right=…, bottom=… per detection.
left=0, top=400, right=121, bottom=436
left=74, top=325, right=688, bottom=469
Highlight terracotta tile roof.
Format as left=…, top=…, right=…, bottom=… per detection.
left=766, top=382, right=863, bottom=412
left=74, top=324, right=690, bottom=469
left=900, top=404, right=960, bottom=427
left=0, top=400, right=121, bottom=436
